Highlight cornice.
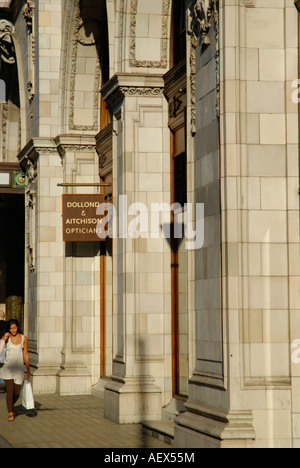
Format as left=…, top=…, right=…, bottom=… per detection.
left=54, top=134, right=96, bottom=159
left=163, top=59, right=186, bottom=100
left=17, top=138, right=57, bottom=169
left=95, top=122, right=113, bottom=151
left=18, top=135, right=97, bottom=169
left=101, top=74, right=165, bottom=109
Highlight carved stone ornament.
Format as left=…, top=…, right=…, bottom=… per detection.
left=169, top=95, right=183, bottom=119
left=188, top=0, right=219, bottom=135
left=24, top=157, right=37, bottom=273
left=25, top=157, right=37, bottom=208
left=194, top=0, right=215, bottom=46
left=99, top=153, right=107, bottom=169
left=23, top=1, right=34, bottom=31
left=0, top=20, right=16, bottom=65
left=102, top=83, right=164, bottom=110
left=23, top=2, right=35, bottom=108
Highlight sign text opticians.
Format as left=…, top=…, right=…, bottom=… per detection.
left=62, top=194, right=105, bottom=242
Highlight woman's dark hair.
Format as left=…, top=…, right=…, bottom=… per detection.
left=7, top=319, right=22, bottom=334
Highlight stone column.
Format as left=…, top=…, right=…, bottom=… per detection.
left=55, top=135, right=100, bottom=396
left=101, top=74, right=171, bottom=423
left=175, top=0, right=299, bottom=448
left=19, top=138, right=64, bottom=394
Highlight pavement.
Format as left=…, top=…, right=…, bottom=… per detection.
left=0, top=391, right=170, bottom=449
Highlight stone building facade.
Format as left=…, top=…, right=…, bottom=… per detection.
left=0, top=0, right=299, bottom=448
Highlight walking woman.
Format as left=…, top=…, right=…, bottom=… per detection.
left=0, top=319, right=30, bottom=422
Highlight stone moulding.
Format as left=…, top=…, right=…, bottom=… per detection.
left=95, top=121, right=113, bottom=177
left=175, top=401, right=256, bottom=446
left=101, top=74, right=165, bottom=110
left=69, top=0, right=100, bottom=132
left=129, top=0, right=170, bottom=69
left=241, top=0, right=255, bottom=7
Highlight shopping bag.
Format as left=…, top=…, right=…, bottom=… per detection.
left=22, top=379, right=35, bottom=410
left=0, top=340, right=5, bottom=364
left=0, top=348, right=5, bottom=364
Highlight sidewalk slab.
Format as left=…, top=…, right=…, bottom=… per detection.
left=0, top=394, right=170, bottom=449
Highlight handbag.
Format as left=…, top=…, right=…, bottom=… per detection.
left=22, top=379, right=35, bottom=410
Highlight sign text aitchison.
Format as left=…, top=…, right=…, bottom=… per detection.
left=62, top=194, right=205, bottom=250
left=62, top=194, right=105, bottom=242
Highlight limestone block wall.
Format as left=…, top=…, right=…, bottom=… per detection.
left=57, top=136, right=101, bottom=395
left=234, top=1, right=299, bottom=447
left=102, top=73, right=172, bottom=422
left=35, top=0, right=62, bottom=138
left=175, top=0, right=300, bottom=448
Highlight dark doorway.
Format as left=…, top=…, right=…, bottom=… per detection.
left=0, top=193, right=25, bottom=324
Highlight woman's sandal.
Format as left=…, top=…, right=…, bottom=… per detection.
left=8, top=413, right=14, bottom=422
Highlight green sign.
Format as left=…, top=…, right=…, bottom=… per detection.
left=12, top=171, right=25, bottom=189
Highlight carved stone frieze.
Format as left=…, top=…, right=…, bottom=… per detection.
left=101, top=74, right=165, bottom=110
left=57, top=144, right=96, bottom=157
left=120, top=86, right=164, bottom=96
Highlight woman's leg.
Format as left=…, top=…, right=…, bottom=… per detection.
left=5, top=380, right=14, bottom=419
left=13, top=383, right=21, bottom=405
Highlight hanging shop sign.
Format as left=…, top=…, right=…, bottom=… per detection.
left=62, top=194, right=105, bottom=242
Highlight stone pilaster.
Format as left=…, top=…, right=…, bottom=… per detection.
left=101, top=73, right=171, bottom=423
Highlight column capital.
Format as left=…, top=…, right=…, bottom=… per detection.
left=101, top=73, right=165, bottom=111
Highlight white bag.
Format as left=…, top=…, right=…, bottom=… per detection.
left=0, top=339, right=5, bottom=364
left=22, top=379, right=35, bottom=410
